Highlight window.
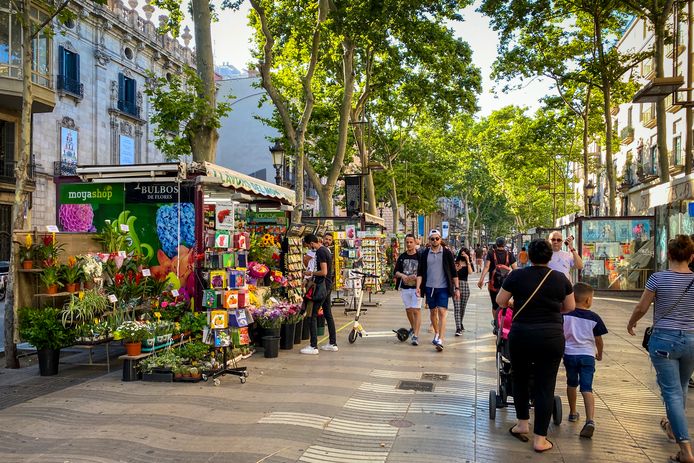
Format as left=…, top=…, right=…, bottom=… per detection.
left=0, top=1, right=22, bottom=78
left=673, top=135, right=683, bottom=166
left=117, top=73, right=138, bottom=117
left=57, top=46, right=81, bottom=97
left=627, top=107, right=632, bottom=127
left=0, top=119, right=15, bottom=178
left=30, top=7, right=50, bottom=87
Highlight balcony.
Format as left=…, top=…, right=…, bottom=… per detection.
left=117, top=99, right=140, bottom=118
left=0, top=156, right=36, bottom=184
left=620, top=126, right=634, bottom=144
left=666, top=42, right=686, bottom=59
left=57, top=75, right=84, bottom=100
left=640, top=105, right=657, bottom=128
left=642, top=59, right=655, bottom=80
left=665, top=93, right=682, bottom=113
left=53, top=161, right=77, bottom=177
left=669, top=149, right=684, bottom=175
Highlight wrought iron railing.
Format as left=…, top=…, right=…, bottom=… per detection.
left=57, top=75, right=84, bottom=98
left=54, top=161, right=77, bottom=176
left=117, top=99, right=140, bottom=118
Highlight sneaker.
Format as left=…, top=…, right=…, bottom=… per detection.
left=461, top=325, right=465, bottom=331
left=411, top=336, right=419, bottom=346
left=455, top=330, right=463, bottom=337
left=432, top=336, right=439, bottom=346
left=568, top=412, right=580, bottom=422
left=580, top=420, right=595, bottom=438
left=435, top=341, right=444, bottom=352
left=408, top=328, right=414, bottom=338
left=320, top=344, right=339, bottom=352
left=300, top=346, right=319, bottom=355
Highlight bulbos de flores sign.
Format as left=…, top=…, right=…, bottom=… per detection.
left=60, top=184, right=124, bottom=204
left=125, top=183, right=193, bottom=203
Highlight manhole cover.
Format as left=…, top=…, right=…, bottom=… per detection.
left=389, top=419, right=414, bottom=428
left=422, top=373, right=449, bottom=381
left=397, top=380, right=434, bottom=392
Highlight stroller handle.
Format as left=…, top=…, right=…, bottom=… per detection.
left=351, top=270, right=379, bottom=279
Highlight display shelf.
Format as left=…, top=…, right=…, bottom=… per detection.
left=18, top=268, right=43, bottom=273
left=34, top=291, right=78, bottom=297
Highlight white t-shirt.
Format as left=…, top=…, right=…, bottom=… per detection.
left=304, top=250, right=316, bottom=279
left=548, top=250, right=574, bottom=281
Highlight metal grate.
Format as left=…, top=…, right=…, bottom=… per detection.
left=422, top=373, right=449, bottom=381
left=397, top=380, right=434, bottom=392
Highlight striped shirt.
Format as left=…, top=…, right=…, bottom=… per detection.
left=645, top=271, right=694, bottom=330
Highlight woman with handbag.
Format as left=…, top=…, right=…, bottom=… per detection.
left=628, top=235, right=694, bottom=463
left=496, top=238, right=575, bottom=453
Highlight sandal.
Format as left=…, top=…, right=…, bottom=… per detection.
left=661, top=417, right=676, bottom=443
left=668, top=451, right=694, bottom=462
left=509, top=425, right=529, bottom=442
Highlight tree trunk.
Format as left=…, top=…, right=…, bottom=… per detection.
left=389, top=174, right=399, bottom=232
left=583, top=90, right=591, bottom=216
left=594, top=16, right=616, bottom=215
left=365, top=171, right=377, bottom=216
left=293, top=141, right=305, bottom=223
left=318, top=186, right=333, bottom=216
left=5, top=0, right=34, bottom=368
left=191, top=0, right=218, bottom=163
left=654, top=15, right=670, bottom=183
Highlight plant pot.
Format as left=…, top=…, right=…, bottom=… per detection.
left=125, top=342, right=142, bottom=356
left=46, top=284, right=58, bottom=295
left=22, top=260, right=33, bottom=270
left=156, top=335, right=167, bottom=345
left=261, top=327, right=281, bottom=339
left=280, top=323, right=295, bottom=350
left=37, top=348, right=61, bottom=376
left=83, top=280, right=95, bottom=290
left=142, top=338, right=155, bottom=348
left=262, top=335, right=280, bottom=358
left=302, top=318, right=310, bottom=340
left=294, top=319, right=303, bottom=345
left=65, top=283, right=78, bottom=293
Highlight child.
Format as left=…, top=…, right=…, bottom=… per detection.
left=562, top=282, right=608, bottom=439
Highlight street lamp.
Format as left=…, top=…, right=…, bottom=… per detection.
left=269, top=141, right=285, bottom=186
left=585, top=180, right=596, bottom=217
left=378, top=199, right=385, bottom=217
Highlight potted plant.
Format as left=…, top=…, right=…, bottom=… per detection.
left=18, top=306, right=75, bottom=376
left=116, top=321, right=148, bottom=356
left=15, top=234, right=36, bottom=269
left=79, top=254, right=104, bottom=289
left=36, top=235, right=64, bottom=268
left=60, top=257, right=83, bottom=293
left=40, top=265, right=63, bottom=295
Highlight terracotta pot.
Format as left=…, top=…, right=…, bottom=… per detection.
left=65, top=283, right=78, bottom=293
left=125, top=342, right=142, bottom=356
left=22, top=260, right=33, bottom=270
left=83, top=280, right=95, bottom=290
left=46, top=284, right=58, bottom=295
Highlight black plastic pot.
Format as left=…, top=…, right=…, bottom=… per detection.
left=293, top=319, right=303, bottom=345
left=37, top=348, right=60, bottom=376
left=262, top=335, right=280, bottom=358
left=280, top=323, right=295, bottom=350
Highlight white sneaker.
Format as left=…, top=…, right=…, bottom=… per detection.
left=300, top=346, right=319, bottom=355
left=320, top=344, right=339, bottom=352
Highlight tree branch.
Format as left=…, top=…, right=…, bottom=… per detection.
left=31, top=0, right=71, bottom=40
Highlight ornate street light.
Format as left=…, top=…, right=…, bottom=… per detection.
left=585, top=180, right=596, bottom=217
left=269, top=141, right=285, bottom=186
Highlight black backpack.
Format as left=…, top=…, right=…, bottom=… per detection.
left=490, top=250, right=511, bottom=292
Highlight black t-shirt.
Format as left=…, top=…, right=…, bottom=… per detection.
left=394, top=251, right=420, bottom=289
left=487, top=249, right=515, bottom=274
left=501, top=266, right=573, bottom=325
left=315, top=245, right=333, bottom=285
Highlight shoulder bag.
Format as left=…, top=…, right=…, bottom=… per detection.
left=307, top=278, right=328, bottom=302
left=511, top=268, right=553, bottom=321
left=642, top=276, right=694, bottom=349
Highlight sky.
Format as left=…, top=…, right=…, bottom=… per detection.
left=194, top=2, right=554, bottom=117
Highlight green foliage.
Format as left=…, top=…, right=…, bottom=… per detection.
left=19, top=306, right=75, bottom=350
left=40, top=265, right=63, bottom=289
left=179, top=311, right=207, bottom=336
left=60, top=290, right=108, bottom=327
left=145, top=66, right=232, bottom=161
left=177, top=340, right=211, bottom=362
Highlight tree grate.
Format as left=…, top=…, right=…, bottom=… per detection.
left=421, top=373, right=449, bottom=381
left=397, top=380, right=434, bottom=392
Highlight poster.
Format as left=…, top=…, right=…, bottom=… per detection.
left=60, top=127, right=78, bottom=165
left=615, top=221, right=631, bottom=243
left=215, top=202, right=235, bottom=230
left=583, top=259, right=604, bottom=276
left=119, top=135, right=135, bottom=165
left=345, top=225, right=356, bottom=240
left=582, top=220, right=616, bottom=242
left=595, top=242, right=620, bottom=259
left=631, top=219, right=651, bottom=240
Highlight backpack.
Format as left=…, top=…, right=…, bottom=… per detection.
left=490, top=250, right=511, bottom=292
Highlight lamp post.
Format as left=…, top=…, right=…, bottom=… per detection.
left=269, top=141, right=285, bottom=186
left=378, top=199, right=385, bottom=218
left=585, top=180, right=596, bottom=217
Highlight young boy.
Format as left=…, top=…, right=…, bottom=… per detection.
left=562, top=282, right=608, bottom=438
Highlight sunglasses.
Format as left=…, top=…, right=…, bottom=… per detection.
left=430, top=237, right=440, bottom=241
left=550, top=238, right=563, bottom=242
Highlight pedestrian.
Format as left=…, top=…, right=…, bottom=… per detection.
left=478, top=237, right=517, bottom=333
left=548, top=231, right=583, bottom=282
left=394, top=234, right=421, bottom=346
left=562, top=282, right=607, bottom=439
left=453, top=251, right=472, bottom=334
left=323, top=232, right=334, bottom=250
left=416, top=229, right=459, bottom=352
left=518, top=246, right=529, bottom=269
left=496, top=238, right=575, bottom=453
left=627, top=235, right=694, bottom=463
left=475, top=244, right=484, bottom=272
left=300, top=234, right=338, bottom=355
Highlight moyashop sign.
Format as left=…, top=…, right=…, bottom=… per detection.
left=59, top=183, right=123, bottom=204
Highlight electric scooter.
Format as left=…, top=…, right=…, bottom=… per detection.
left=346, top=270, right=410, bottom=344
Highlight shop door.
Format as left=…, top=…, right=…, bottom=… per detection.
left=0, top=204, right=10, bottom=261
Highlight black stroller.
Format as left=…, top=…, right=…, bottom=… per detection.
left=489, top=307, right=562, bottom=424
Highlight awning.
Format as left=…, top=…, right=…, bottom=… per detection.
left=200, top=162, right=295, bottom=205
left=363, top=212, right=385, bottom=227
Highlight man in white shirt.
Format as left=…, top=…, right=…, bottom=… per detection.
left=548, top=231, right=584, bottom=282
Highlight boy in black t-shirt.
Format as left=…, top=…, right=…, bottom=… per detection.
left=394, top=234, right=421, bottom=345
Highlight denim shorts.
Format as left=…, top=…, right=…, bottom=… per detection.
left=425, top=287, right=449, bottom=310
left=563, top=354, right=596, bottom=392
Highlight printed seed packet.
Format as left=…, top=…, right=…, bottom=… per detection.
left=237, top=252, right=248, bottom=268
left=229, top=309, right=248, bottom=327
left=237, top=289, right=248, bottom=308
left=210, top=270, right=227, bottom=289
left=233, top=232, right=249, bottom=250
left=222, top=253, right=234, bottom=268
left=223, top=290, right=239, bottom=309
left=228, top=269, right=245, bottom=288
left=209, top=310, right=228, bottom=329
left=215, top=231, right=230, bottom=248
left=203, top=289, right=217, bottom=308
left=232, top=327, right=251, bottom=346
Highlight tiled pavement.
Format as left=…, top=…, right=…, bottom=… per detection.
left=0, top=282, right=688, bottom=462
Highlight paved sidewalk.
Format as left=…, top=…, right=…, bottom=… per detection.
left=0, top=283, right=686, bottom=462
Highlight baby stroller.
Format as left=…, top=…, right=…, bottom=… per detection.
left=489, top=306, right=562, bottom=424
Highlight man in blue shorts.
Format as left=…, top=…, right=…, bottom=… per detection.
left=416, top=229, right=459, bottom=351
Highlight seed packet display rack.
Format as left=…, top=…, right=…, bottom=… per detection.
left=360, top=237, right=383, bottom=293
left=285, top=224, right=306, bottom=303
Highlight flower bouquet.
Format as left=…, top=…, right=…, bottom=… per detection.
left=277, top=302, right=303, bottom=324
left=251, top=306, right=283, bottom=329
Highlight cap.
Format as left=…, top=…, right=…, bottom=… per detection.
left=428, top=229, right=441, bottom=238
left=495, top=237, right=506, bottom=247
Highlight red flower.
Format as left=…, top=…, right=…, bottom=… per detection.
left=115, top=273, right=125, bottom=286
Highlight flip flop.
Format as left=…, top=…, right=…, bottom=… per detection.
left=509, top=426, right=529, bottom=442
left=533, top=439, right=554, bottom=453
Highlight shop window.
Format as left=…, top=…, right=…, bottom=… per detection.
left=117, top=73, right=138, bottom=117
left=57, top=46, right=82, bottom=98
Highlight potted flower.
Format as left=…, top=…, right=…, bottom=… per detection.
left=60, top=257, right=83, bottom=293
left=79, top=254, right=103, bottom=289
left=15, top=234, right=36, bottom=269
left=36, top=234, right=64, bottom=268
left=40, top=265, right=63, bottom=295
left=251, top=306, right=284, bottom=358
left=18, top=306, right=75, bottom=376
left=116, top=321, right=148, bottom=356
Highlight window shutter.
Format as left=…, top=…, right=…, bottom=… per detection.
left=58, top=46, right=65, bottom=89
left=128, top=78, right=136, bottom=104
left=75, top=52, right=80, bottom=84
left=118, top=73, right=125, bottom=110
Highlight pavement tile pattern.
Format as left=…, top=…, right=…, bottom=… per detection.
left=0, top=283, right=689, bottom=462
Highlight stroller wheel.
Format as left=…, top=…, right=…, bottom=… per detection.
left=348, top=329, right=359, bottom=344
left=552, top=395, right=562, bottom=425
left=394, top=328, right=410, bottom=342
left=489, top=390, right=497, bottom=420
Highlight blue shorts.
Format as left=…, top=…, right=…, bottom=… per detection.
left=563, top=354, right=596, bottom=392
left=425, top=287, right=449, bottom=310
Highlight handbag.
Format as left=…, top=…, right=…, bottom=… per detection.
left=511, top=268, right=553, bottom=321
left=642, top=277, right=694, bottom=349
left=308, top=279, right=328, bottom=302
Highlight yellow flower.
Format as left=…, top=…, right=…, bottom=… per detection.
left=154, top=312, right=161, bottom=320
left=24, top=234, right=32, bottom=247
left=93, top=318, right=99, bottom=324
left=68, top=256, right=77, bottom=267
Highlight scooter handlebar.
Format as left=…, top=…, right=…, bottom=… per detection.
left=350, top=270, right=379, bottom=279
